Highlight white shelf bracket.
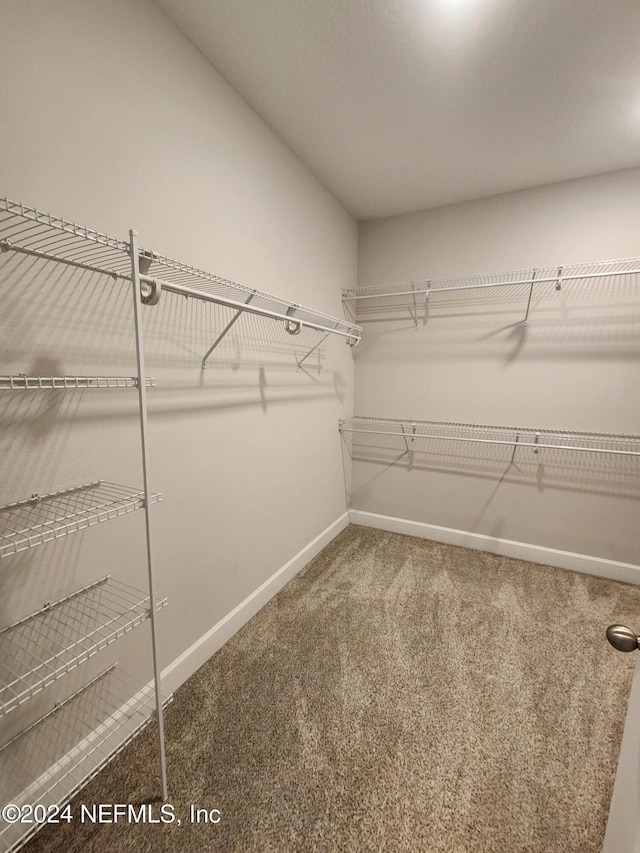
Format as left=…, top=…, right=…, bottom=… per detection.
left=202, top=291, right=256, bottom=369
left=296, top=324, right=339, bottom=371
left=410, top=283, right=418, bottom=329
left=522, top=268, right=538, bottom=325
left=509, top=433, right=521, bottom=466
left=138, top=253, right=161, bottom=306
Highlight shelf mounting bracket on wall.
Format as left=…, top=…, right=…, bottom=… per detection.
left=410, top=283, right=418, bottom=328
left=295, top=323, right=340, bottom=371
left=509, top=433, right=521, bottom=467
left=555, top=266, right=563, bottom=292
left=522, top=269, right=537, bottom=325
left=202, top=292, right=256, bottom=369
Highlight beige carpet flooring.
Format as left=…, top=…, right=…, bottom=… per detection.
left=23, top=525, right=640, bottom=852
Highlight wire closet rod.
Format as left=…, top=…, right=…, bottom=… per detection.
left=339, top=418, right=640, bottom=458
left=139, top=274, right=361, bottom=342
left=0, top=239, right=132, bottom=283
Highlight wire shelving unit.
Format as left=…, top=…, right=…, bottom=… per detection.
left=0, top=665, right=170, bottom=853
left=0, top=193, right=362, bottom=848
left=342, top=257, right=640, bottom=326
left=339, top=416, right=640, bottom=458
left=0, top=376, right=155, bottom=390
left=0, top=576, right=168, bottom=717
left=0, top=482, right=161, bottom=559
left=1, top=195, right=171, bottom=844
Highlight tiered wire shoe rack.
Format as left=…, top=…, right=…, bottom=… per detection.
left=0, top=665, right=165, bottom=853
left=0, top=576, right=168, bottom=717
left=0, top=195, right=361, bottom=852
left=342, top=257, right=640, bottom=326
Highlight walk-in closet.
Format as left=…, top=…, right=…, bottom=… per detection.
left=1, top=2, right=640, bottom=851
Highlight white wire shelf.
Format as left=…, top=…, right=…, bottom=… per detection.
left=0, top=196, right=362, bottom=361
left=0, top=482, right=161, bottom=559
left=0, top=375, right=155, bottom=391
left=339, top=417, right=640, bottom=458
left=0, top=576, right=167, bottom=717
left=137, top=249, right=362, bottom=354
left=0, top=197, right=131, bottom=280
left=343, top=257, right=640, bottom=325
left=0, top=665, right=170, bottom=853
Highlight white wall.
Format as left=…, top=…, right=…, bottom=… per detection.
left=354, top=170, right=640, bottom=565
left=0, top=0, right=356, bottom=753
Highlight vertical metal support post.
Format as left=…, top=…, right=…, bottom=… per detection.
left=129, top=229, right=168, bottom=802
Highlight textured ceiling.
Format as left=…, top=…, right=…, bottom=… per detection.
left=155, top=0, right=640, bottom=220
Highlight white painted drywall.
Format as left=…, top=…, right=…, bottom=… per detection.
left=0, top=0, right=356, bottom=755
left=354, top=170, right=640, bottom=565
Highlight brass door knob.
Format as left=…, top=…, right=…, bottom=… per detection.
left=606, top=625, right=639, bottom=653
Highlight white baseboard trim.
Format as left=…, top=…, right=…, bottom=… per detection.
left=162, top=512, right=350, bottom=694
left=349, top=510, right=640, bottom=586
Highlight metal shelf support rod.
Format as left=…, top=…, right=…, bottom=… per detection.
left=202, top=292, right=255, bottom=368
left=0, top=240, right=131, bottom=282
left=130, top=229, right=168, bottom=802
left=338, top=427, right=640, bottom=457
left=139, top=274, right=361, bottom=344
left=297, top=326, right=336, bottom=369
left=522, top=269, right=537, bottom=325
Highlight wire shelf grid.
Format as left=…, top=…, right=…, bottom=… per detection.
left=0, top=376, right=154, bottom=391
left=0, top=665, right=169, bottom=853
left=0, top=482, right=161, bottom=559
left=0, top=577, right=167, bottom=717
left=339, top=417, right=640, bottom=457
left=0, top=197, right=132, bottom=281
left=343, top=257, right=640, bottom=321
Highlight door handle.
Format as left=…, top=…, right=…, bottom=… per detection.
left=606, top=625, right=640, bottom=653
